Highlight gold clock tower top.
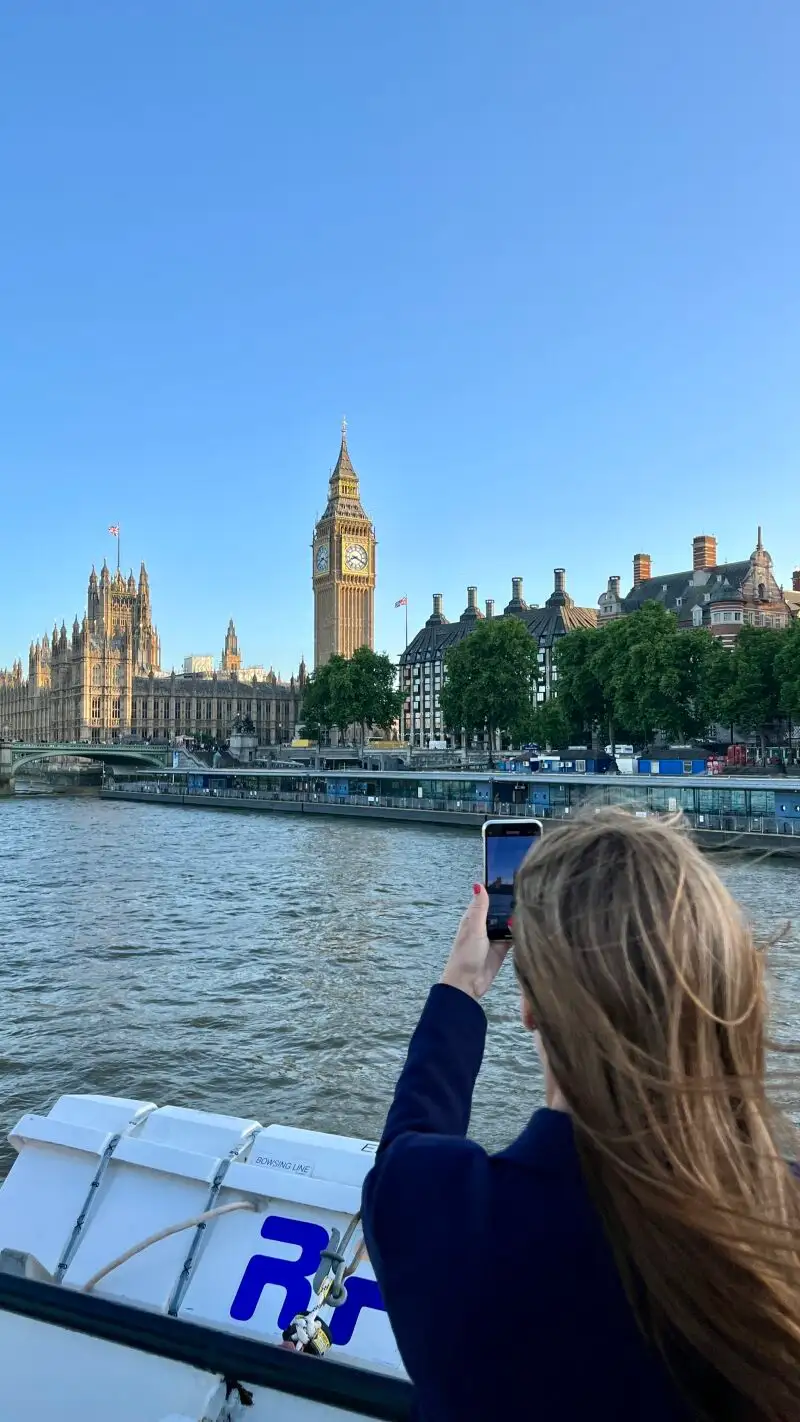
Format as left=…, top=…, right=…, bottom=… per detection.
left=312, top=421, right=376, bottom=667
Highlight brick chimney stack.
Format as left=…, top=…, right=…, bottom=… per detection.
left=693, top=534, right=717, bottom=570
left=554, top=568, right=566, bottom=593
left=467, top=585, right=478, bottom=611
left=432, top=593, right=443, bottom=616
left=511, top=576, right=524, bottom=602
left=633, top=553, right=652, bottom=588
left=610, top=576, right=621, bottom=599
left=485, top=599, right=494, bottom=619
left=793, top=571, right=800, bottom=593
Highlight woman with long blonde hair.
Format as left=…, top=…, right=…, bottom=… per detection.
left=362, top=809, right=800, bottom=1421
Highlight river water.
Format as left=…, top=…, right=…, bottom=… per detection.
left=0, top=795, right=798, bottom=1174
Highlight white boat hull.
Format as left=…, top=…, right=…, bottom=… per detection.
left=0, top=1094, right=411, bottom=1420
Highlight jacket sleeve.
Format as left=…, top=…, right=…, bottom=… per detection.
left=373, top=983, right=487, bottom=1151
left=360, top=985, right=489, bottom=1387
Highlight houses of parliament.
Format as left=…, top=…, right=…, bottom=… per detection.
left=0, top=426, right=377, bottom=746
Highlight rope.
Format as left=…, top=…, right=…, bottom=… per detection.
left=80, top=1200, right=258, bottom=1294
left=283, top=1212, right=368, bottom=1355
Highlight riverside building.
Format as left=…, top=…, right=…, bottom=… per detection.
left=0, top=561, right=304, bottom=746
left=597, top=529, right=793, bottom=648
left=400, top=569, right=596, bottom=748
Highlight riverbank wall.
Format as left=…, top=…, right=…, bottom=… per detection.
left=100, top=787, right=800, bottom=858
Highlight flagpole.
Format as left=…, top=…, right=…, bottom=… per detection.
left=117, top=523, right=121, bottom=575
left=405, top=598, right=408, bottom=651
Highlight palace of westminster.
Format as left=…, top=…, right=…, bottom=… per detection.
left=1, top=418, right=797, bottom=750
left=0, top=425, right=377, bottom=747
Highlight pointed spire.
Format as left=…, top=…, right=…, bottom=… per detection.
left=331, top=421, right=356, bottom=481
left=323, top=419, right=366, bottom=518
left=89, top=565, right=98, bottom=586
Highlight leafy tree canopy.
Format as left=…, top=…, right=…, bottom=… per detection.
left=440, top=617, right=538, bottom=749
left=300, top=648, right=402, bottom=744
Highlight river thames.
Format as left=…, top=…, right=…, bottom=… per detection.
left=0, top=794, right=798, bottom=1173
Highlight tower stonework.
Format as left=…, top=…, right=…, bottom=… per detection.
left=312, top=423, right=376, bottom=667
left=221, top=619, right=241, bottom=674
left=0, top=560, right=161, bottom=742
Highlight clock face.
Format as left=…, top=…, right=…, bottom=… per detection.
left=345, top=542, right=369, bottom=572
left=315, top=543, right=329, bottom=573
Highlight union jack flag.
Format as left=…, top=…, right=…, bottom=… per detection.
left=108, top=524, right=120, bottom=536
left=395, top=596, right=407, bottom=607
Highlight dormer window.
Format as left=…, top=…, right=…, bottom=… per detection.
left=675, top=596, right=682, bottom=608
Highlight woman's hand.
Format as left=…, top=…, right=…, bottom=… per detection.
left=440, top=884, right=511, bottom=1002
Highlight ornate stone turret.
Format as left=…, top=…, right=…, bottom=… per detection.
left=221, top=619, right=241, bottom=674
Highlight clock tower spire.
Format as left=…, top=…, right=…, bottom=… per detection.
left=312, top=422, right=376, bottom=667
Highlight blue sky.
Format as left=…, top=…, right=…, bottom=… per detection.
left=2, top=1, right=798, bottom=675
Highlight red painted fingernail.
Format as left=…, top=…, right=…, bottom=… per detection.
left=508, top=917, right=514, bottom=929
left=473, top=883, right=481, bottom=896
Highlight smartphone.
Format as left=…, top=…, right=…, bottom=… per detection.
left=482, top=817, right=543, bottom=940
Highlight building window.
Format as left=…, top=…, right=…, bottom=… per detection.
left=112, top=698, right=121, bottom=721
left=91, top=697, right=101, bottom=721
left=92, top=665, right=102, bottom=685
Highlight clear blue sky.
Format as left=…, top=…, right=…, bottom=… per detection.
left=2, top=1, right=798, bottom=675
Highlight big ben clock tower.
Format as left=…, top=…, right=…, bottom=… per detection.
left=312, top=421, right=376, bottom=667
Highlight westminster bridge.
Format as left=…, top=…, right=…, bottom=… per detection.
left=0, top=739, right=172, bottom=792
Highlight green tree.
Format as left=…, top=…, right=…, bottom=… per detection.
left=671, top=629, right=730, bottom=741
left=776, top=620, right=800, bottom=741
left=326, top=655, right=357, bottom=741
left=440, top=617, right=538, bottom=758
left=300, top=649, right=403, bottom=747
left=348, top=646, right=404, bottom=745
left=298, top=668, right=335, bottom=744
left=555, top=605, right=730, bottom=749
left=723, top=626, right=783, bottom=754
left=553, top=627, right=609, bottom=745
left=528, top=698, right=573, bottom=750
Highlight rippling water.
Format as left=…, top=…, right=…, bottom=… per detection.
left=0, top=795, right=798, bottom=1173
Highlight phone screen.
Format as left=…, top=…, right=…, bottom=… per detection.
left=484, top=821, right=542, bottom=939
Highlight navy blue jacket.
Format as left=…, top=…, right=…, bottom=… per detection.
left=362, top=984, right=696, bottom=1421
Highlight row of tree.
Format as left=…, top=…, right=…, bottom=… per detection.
left=300, top=647, right=403, bottom=745
left=439, top=603, right=800, bottom=752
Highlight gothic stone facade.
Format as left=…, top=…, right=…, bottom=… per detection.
left=312, top=424, right=376, bottom=666
left=0, top=561, right=302, bottom=746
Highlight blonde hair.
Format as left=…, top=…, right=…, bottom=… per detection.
left=513, top=808, right=800, bottom=1422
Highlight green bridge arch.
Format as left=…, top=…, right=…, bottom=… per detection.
left=1, top=741, right=169, bottom=783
